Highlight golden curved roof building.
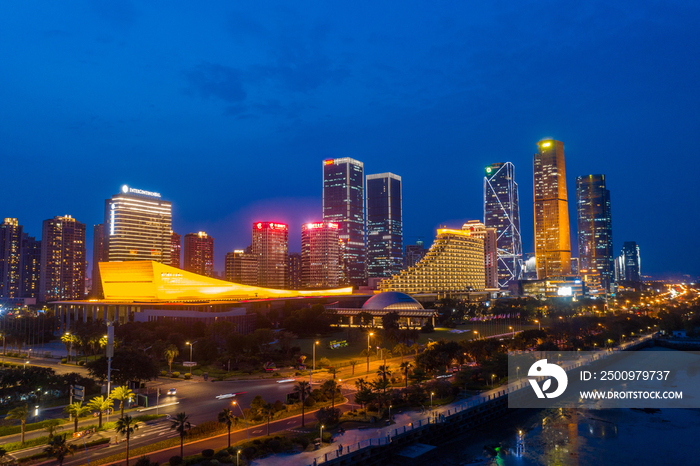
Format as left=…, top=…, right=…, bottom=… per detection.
left=99, top=261, right=353, bottom=302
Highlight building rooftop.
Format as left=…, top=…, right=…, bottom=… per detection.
left=362, top=291, right=424, bottom=310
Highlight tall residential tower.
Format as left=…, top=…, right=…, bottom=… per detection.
left=183, top=232, right=214, bottom=277
left=484, top=162, right=522, bottom=287
left=366, top=173, right=403, bottom=278
left=39, top=215, right=86, bottom=302
left=252, top=222, right=288, bottom=288
left=533, top=140, right=571, bottom=278
left=0, top=218, right=23, bottom=298
left=322, top=158, right=366, bottom=286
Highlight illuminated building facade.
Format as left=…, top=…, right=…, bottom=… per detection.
left=301, top=222, right=340, bottom=288
left=170, top=231, right=181, bottom=268
left=576, top=174, right=613, bottom=291
left=0, top=218, right=23, bottom=298
left=366, top=173, right=403, bottom=278
left=380, top=227, right=485, bottom=294
left=404, top=240, right=426, bottom=269
left=104, top=185, right=172, bottom=264
left=20, top=233, right=41, bottom=299
left=618, top=241, right=641, bottom=282
left=533, top=139, right=571, bottom=278
left=39, top=215, right=86, bottom=302
left=463, top=221, right=498, bottom=289
left=520, top=276, right=583, bottom=299
left=286, top=252, right=302, bottom=289
left=184, top=231, right=214, bottom=277
left=225, top=250, right=258, bottom=286
left=322, top=158, right=366, bottom=286
left=484, top=162, right=522, bottom=287
left=252, top=222, right=288, bottom=288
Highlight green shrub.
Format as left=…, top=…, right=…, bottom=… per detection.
left=202, top=449, right=215, bottom=458
left=161, top=370, right=168, bottom=376
left=304, top=397, right=316, bottom=407
left=61, top=358, right=67, bottom=363
left=169, top=456, right=182, bottom=466
left=292, top=436, right=310, bottom=449
left=184, top=373, right=191, bottom=380
left=171, top=372, right=180, bottom=378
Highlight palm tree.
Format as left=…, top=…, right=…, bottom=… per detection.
left=410, top=343, right=421, bottom=356
left=399, top=361, right=413, bottom=388
left=111, top=386, right=135, bottom=418
left=261, top=403, right=275, bottom=435
left=170, top=412, right=191, bottom=458
left=88, top=396, right=112, bottom=428
left=164, top=345, right=179, bottom=375
left=376, top=365, right=392, bottom=384
left=349, top=360, right=358, bottom=376
left=65, top=401, right=90, bottom=433
left=44, top=434, right=76, bottom=466
left=7, top=404, right=29, bottom=443
left=293, top=381, right=312, bottom=427
left=217, top=408, right=238, bottom=448
left=393, top=343, right=409, bottom=362
left=116, top=415, right=139, bottom=466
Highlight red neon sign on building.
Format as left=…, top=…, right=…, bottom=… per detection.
left=255, top=222, right=288, bottom=231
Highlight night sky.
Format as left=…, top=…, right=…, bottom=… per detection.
left=1, top=2, right=699, bottom=278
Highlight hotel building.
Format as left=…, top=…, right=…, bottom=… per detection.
left=301, top=222, right=340, bottom=288
left=183, top=231, right=214, bottom=277
left=252, top=222, right=288, bottom=289
left=39, top=215, right=86, bottom=302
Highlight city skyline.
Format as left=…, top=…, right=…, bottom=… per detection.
left=1, top=3, right=699, bottom=279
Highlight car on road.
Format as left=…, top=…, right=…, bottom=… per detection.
left=167, top=388, right=177, bottom=395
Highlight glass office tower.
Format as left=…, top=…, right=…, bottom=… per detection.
left=322, top=158, right=366, bottom=286
left=484, top=162, right=522, bottom=287
left=576, top=174, right=613, bottom=291
left=366, top=173, right=403, bottom=278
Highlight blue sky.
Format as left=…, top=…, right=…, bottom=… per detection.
left=1, top=1, right=699, bottom=278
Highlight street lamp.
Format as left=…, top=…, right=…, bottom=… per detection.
left=186, top=341, right=198, bottom=362
left=65, top=332, right=73, bottom=362
left=320, top=424, right=325, bottom=444
left=491, top=374, right=496, bottom=388
left=430, top=392, right=434, bottom=411
left=367, top=332, right=374, bottom=372
left=509, top=326, right=513, bottom=338
left=24, top=360, right=29, bottom=371
left=237, top=450, right=241, bottom=466
left=516, top=366, right=520, bottom=380
left=473, top=330, right=478, bottom=340
left=313, top=341, right=319, bottom=371
left=388, top=405, right=392, bottom=422
left=232, top=401, right=249, bottom=441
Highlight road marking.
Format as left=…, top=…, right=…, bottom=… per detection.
left=287, top=421, right=295, bottom=424
left=252, top=430, right=262, bottom=433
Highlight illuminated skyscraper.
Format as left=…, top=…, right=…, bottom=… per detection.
left=366, top=173, right=403, bottom=278
left=404, top=240, right=426, bottom=269
left=183, top=232, right=214, bottom=277
left=301, top=222, right=340, bottom=288
left=252, top=222, right=288, bottom=288
left=104, top=185, right=172, bottom=264
left=225, top=250, right=258, bottom=286
left=39, top=215, right=86, bottom=302
left=91, top=224, right=105, bottom=298
left=576, top=174, right=613, bottom=291
left=20, top=233, right=41, bottom=299
left=322, top=158, right=365, bottom=286
left=533, top=139, right=571, bottom=278
left=170, top=231, right=181, bottom=268
left=484, top=162, right=522, bottom=287
left=463, top=221, right=498, bottom=289
left=0, top=218, right=23, bottom=298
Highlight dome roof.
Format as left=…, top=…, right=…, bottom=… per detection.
left=362, top=292, right=424, bottom=310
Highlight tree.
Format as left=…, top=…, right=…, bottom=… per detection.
left=65, top=401, right=90, bottom=433
left=61, top=333, right=77, bottom=362
left=410, top=343, right=421, bottom=355
left=164, top=345, right=179, bottom=375
left=87, top=347, right=160, bottom=384
left=88, top=396, right=112, bottom=428
left=116, top=415, right=139, bottom=466
left=111, top=385, right=135, bottom=418
left=399, top=361, right=413, bottom=388
left=357, top=311, right=373, bottom=327
left=170, top=412, right=191, bottom=458
left=261, top=402, right=275, bottom=435
left=44, top=419, right=62, bottom=438
left=293, top=381, right=312, bottom=427
left=44, top=434, right=76, bottom=466
left=321, top=379, right=340, bottom=409
left=217, top=408, right=238, bottom=448
left=7, top=404, right=29, bottom=443
left=382, top=311, right=400, bottom=332
left=349, top=360, right=359, bottom=376
left=393, top=343, right=409, bottom=362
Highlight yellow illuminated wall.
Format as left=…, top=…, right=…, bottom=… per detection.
left=99, top=261, right=353, bottom=301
